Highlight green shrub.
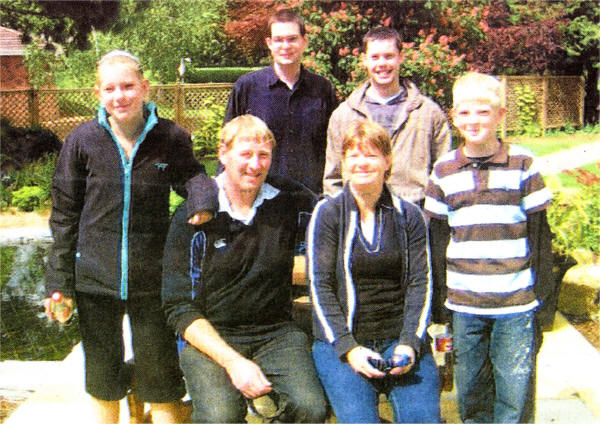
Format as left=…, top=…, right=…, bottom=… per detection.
left=201, top=158, right=219, bottom=177
left=546, top=164, right=600, bottom=259
left=169, top=191, right=185, bottom=217
left=514, top=85, right=539, bottom=136
left=185, top=67, right=260, bottom=83
left=1, top=152, right=56, bottom=211
left=57, top=96, right=97, bottom=117
left=12, top=186, right=46, bottom=211
left=191, top=103, right=225, bottom=158
left=0, top=247, right=17, bottom=289
left=0, top=181, right=10, bottom=210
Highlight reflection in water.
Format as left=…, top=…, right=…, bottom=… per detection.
left=1, top=240, right=80, bottom=361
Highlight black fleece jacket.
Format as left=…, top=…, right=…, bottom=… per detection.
left=162, top=176, right=316, bottom=340
left=47, top=109, right=216, bottom=299
left=307, top=185, right=433, bottom=358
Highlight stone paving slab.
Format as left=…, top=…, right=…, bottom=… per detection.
left=2, top=313, right=599, bottom=423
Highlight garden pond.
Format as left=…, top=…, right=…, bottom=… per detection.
left=1, top=236, right=79, bottom=361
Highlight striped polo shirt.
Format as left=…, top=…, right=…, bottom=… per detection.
left=424, top=142, right=552, bottom=316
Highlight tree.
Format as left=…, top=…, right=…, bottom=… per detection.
left=464, top=1, right=567, bottom=75
left=9, top=0, right=240, bottom=87
left=561, top=0, right=600, bottom=123
left=223, top=0, right=282, bottom=65
left=114, top=0, right=238, bottom=82
left=0, top=0, right=119, bottom=49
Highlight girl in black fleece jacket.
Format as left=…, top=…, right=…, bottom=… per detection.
left=44, top=50, right=215, bottom=424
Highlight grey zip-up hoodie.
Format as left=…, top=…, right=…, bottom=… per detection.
left=323, top=79, right=451, bottom=203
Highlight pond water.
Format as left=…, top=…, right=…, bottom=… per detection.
left=1, top=237, right=80, bottom=361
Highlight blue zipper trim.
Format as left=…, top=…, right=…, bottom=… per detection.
left=98, top=103, right=158, bottom=300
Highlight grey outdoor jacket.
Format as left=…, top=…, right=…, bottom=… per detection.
left=323, top=79, right=451, bottom=203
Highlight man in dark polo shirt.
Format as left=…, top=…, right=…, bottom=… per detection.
left=224, top=9, right=337, bottom=195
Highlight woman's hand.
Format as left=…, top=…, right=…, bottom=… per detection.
left=347, top=346, right=386, bottom=379
left=388, top=344, right=415, bottom=376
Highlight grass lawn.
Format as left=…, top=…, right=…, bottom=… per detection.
left=505, top=132, right=600, bottom=157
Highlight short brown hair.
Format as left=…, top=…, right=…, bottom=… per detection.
left=268, top=9, right=306, bottom=37
left=362, top=26, right=402, bottom=53
left=219, top=115, right=276, bottom=152
left=342, top=120, right=392, bottom=179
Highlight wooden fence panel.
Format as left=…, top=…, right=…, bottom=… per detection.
left=0, top=77, right=585, bottom=141
left=500, top=75, right=584, bottom=137
left=1, top=83, right=233, bottom=140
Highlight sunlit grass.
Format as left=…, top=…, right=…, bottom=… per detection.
left=506, top=132, right=600, bottom=157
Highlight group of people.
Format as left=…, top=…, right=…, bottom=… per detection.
left=44, top=8, right=556, bottom=424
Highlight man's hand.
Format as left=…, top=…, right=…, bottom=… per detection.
left=224, top=357, right=272, bottom=399
left=347, top=346, right=386, bottom=379
left=188, top=210, right=213, bottom=226
left=388, top=344, right=415, bottom=376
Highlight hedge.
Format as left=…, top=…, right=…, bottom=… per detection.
left=184, top=67, right=262, bottom=83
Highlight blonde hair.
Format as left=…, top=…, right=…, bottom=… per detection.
left=453, top=72, right=504, bottom=109
left=219, top=115, right=276, bottom=151
left=96, top=50, right=143, bottom=87
left=342, top=120, right=392, bottom=179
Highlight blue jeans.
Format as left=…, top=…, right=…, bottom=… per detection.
left=313, top=340, right=440, bottom=423
left=180, top=327, right=327, bottom=423
left=453, top=311, right=536, bottom=423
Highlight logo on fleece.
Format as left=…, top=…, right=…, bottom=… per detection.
left=155, top=162, right=168, bottom=171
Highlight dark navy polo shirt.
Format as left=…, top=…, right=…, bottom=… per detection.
left=225, top=65, right=337, bottom=194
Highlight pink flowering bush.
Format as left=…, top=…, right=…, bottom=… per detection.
left=398, top=29, right=466, bottom=109
left=300, top=1, right=467, bottom=109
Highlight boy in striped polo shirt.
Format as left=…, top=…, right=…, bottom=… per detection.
left=424, top=72, right=555, bottom=423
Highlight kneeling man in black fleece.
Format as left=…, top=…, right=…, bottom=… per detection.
left=162, top=114, right=327, bottom=423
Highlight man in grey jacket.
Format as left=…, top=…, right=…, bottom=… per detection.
left=323, top=26, right=451, bottom=206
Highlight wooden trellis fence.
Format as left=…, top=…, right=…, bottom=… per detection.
left=0, top=83, right=233, bottom=140
left=0, top=76, right=585, bottom=141
left=500, top=75, right=585, bottom=138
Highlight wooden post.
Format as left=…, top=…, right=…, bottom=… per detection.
left=28, top=88, right=39, bottom=127
left=579, top=75, right=585, bottom=128
left=174, top=84, right=184, bottom=127
left=541, top=77, right=548, bottom=136
left=501, top=75, right=507, bottom=140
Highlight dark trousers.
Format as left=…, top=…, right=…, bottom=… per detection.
left=179, top=327, right=327, bottom=423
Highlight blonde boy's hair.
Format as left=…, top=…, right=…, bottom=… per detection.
left=453, top=72, right=504, bottom=109
left=219, top=115, right=276, bottom=151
